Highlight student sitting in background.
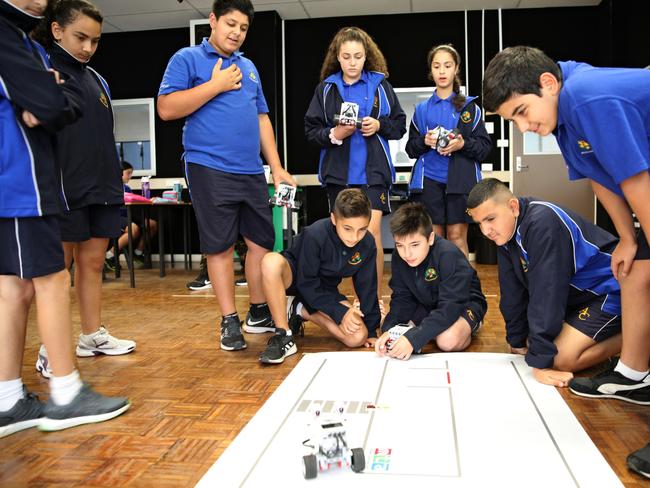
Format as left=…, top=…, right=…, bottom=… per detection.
left=375, top=203, right=486, bottom=360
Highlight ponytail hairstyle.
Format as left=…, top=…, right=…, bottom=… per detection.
left=32, top=0, right=103, bottom=48
left=427, top=44, right=466, bottom=112
left=320, top=26, right=388, bottom=81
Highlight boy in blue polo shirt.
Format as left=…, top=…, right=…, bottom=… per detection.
left=482, top=47, right=650, bottom=404
left=158, top=0, right=295, bottom=351
left=468, top=179, right=622, bottom=386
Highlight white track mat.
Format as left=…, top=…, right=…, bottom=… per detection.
left=196, top=352, right=622, bottom=488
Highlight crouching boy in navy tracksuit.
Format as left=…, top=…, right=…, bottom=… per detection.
left=467, top=179, right=622, bottom=387
left=260, top=189, right=381, bottom=364
left=375, top=203, right=487, bottom=360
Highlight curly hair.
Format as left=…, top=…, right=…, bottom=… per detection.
left=319, top=27, right=388, bottom=81
left=427, top=44, right=466, bottom=112
left=32, top=0, right=103, bottom=48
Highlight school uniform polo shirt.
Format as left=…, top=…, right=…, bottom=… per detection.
left=555, top=61, right=650, bottom=197
left=159, top=38, right=269, bottom=175
left=422, top=91, right=458, bottom=184
left=339, top=71, right=370, bottom=185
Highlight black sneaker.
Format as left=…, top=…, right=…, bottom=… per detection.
left=628, top=443, right=650, bottom=479
left=259, top=329, right=297, bottom=364
left=221, top=315, right=247, bottom=351
left=235, top=277, right=247, bottom=286
left=243, top=311, right=275, bottom=334
left=186, top=271, right=211, bottom=290
left=569, top=369, right=650, bottom=405
left=0, top=388, right=44, bottom=438
left=287, top=296, right=305, bottom=337
left=39, top=384, right=129, bottom=432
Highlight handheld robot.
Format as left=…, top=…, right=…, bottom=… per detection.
left=385, top=323, right=415, bottom=350
left=429, top=125, right=461, bottom=150
left=333, top=101, right=363, bottom=129
left=302, top=402, right=365, bottom=480
left=269, top=182, right=301, bottom=209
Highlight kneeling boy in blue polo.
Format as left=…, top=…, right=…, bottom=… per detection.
left=467, top=179, right=623, bottom=387
left=158, top=0, right=295, bottom=351
left=259, top=189, right=381, bottom=364
left=375, top=203, right=487, bottom=360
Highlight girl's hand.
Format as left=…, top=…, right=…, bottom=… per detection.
left=360, top=116, right=380, bottom=137
left=424, top=130, right=438, bottom=148
left=438, top=134, right=464, bottom=156
left=332, top=124, right=356, bottom=141
left=22, top=110, right=41, bottom=128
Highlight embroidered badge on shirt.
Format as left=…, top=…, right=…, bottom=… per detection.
left=248, top=71, right=258, bottom=83
left=348, top=251, right=362, bottom=265
left=424, top=267, right=438, bottom=281
left=99, top=92, right=109, bottom=108
left=460, top=110, right=472, bottom=123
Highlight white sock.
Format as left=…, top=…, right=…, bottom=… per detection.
left=0, top=378, right=24, bottom=411
left=285, top=329, right=292, bottom=337
left=296, top=302, right=304, bottom=318
left=50, top=370, right=82, bottom=406
left=105, top=251, right=114, bottom=259
left=614, top=360, right=649, bottom=382
left=134, top=249, right=143, bottom=257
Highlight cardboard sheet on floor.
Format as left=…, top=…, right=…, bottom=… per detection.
left=196, top=352, right=622, bottom=488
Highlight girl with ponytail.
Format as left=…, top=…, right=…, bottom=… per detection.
left=406, top=44, right=492, bottom=257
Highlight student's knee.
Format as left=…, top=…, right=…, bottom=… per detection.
left=436, top=328, right=469, bottom=352
left=0, top=279, right=35, bottom=305
left=553, top=353, right=580, bottom=372
left=261, top=253, right=284, bottom=277
left=342, top=328, right=368, bottom=348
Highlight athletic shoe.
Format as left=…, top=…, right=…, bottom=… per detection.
left=186, top=271, right=211, bottom=290
left=259, top=329, right=297, bottom=364
left=235, top=277, right=247, bottom=286
left=243, top=310, right=275, bottom=334
left=0, top=388, right=44, bottom=438
left=287, top=296, right=305, bottom=337
left=103, top=257, right=116, bottom=272
left=627, top=443, right=650, bottom=479
left=221, top=315, right=247, bottom=351
left=39, top=384, right=129, bottom=432
left=76, top=326, right=136, bottom=357
left=569, top=368, right=650, bottom=405
left=35, top=344, right=52, bottom=379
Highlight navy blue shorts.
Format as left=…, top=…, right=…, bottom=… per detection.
left=58, top=204, right=121, bottom=242
left=281, top=251, right=347, bottom=318
left=186, top=163, right=274, bottom=254
left=636, top=227, right=649, bottom=260
left=565, top=297, right=621, bottom=342
left=325, top=184, right=390, bottom=215
left=0, top=216, right=65, bottom=279
left=410, top=177, right=472, bottom=226
left=411, top=302, right=484, bottom=335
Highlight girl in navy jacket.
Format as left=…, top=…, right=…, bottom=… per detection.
left=305, top=26, right=406, bottom=295
left=406, top=44, right=491, bottom=257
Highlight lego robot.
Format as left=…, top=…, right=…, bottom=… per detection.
left=302, top=402, right=365, bottom=480
left=333, top=101, right=363, bottom=129
left=385, top=323, right=415, bottom=350
left=269, top=182, right=301, bottom=209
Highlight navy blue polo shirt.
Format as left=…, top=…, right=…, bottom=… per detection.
left=158, top=38, right=269, bottom=175
left=421, top=91, right=458, bottom=184
left=555, top=61, right=650, bottom=197
left=339, top=71, right=370, bottom=184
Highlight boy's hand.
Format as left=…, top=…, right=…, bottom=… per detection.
left=271, top=168, right=297, bottom=191
left=510, top=346, right=528, bottom=355
left=388, top=336, right=413, bottom=360
left=22, top=110, right=41, bottom=128
left=360, top=116, right=380, bottom=137
left=211, top=58, right=242, bottom=94
left=341, top=307, right=364, bottom=335
left=611, top=238, right=637, bottom=280
left=438, top=135, right=464, bottom=156
left=48, top=68, right=64, bottom=85
left=532, top=368, right=573, bottom=387
left=365, top=337, right=377, bottom=348
left=374, top=332, right=390, bottom=356
left=332, top=124, right=356, bottom=141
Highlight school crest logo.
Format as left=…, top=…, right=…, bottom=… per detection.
left=248, top=71, right=258, bottom=83
left=373, top=95, right=379, bottom=109
left=348, top=251, right=362, bottom=265
left=99, top=92, right=109, bottom=108
left=578, top=307, right=590, bottom=321
left=380, top=192, right=386, bottom=205
left=577, top=139, right=592, bottom=154
left=466, top=309, right=475, bottom=321
left=424, top=267, right=438, bottom=281
left=460, top=110, right=472, bottom=123
left=520, top=256, right=529, bottom=273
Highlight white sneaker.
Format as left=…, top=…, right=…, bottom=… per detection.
left=76, top=326, right=136, bottom=357
left=35, top=345, right=52, bottom=379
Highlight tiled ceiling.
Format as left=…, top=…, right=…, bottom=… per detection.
left=93, top=0, right=601, bottom=33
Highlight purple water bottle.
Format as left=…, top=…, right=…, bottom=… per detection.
left=141, top=177, right=150, bottom=199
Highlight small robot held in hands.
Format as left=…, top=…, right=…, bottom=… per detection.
left=428, top=125, right=461, bottom=152
left=333, top=102, right=363, bottom=129
left=302, top=401, right=365, bottom=480
left=385, top=323, right=415, bottom=350
left=269, top=182, right=301, bottom=209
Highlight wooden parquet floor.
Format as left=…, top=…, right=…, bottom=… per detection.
left=0, top=263, right=648, bottom=487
